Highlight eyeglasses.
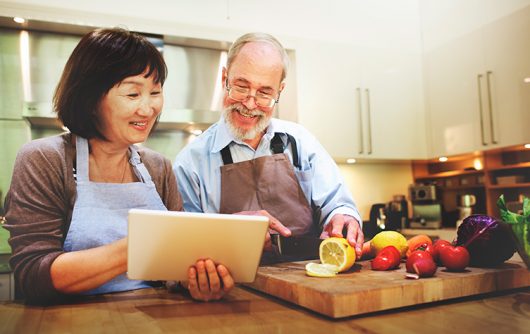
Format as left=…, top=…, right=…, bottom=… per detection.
left=225, top=79, right=279, bottom=108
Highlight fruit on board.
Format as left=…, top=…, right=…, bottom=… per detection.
left=439, top=245, right=470, bottom=272
left=370, top=231, right=408, bottom=258
left=406, top=250, right=437, bottom=278
left=406, top=234, right=433, bottom=258
left=371, top=245, right=401, bottom=271
left=305, top=263, right=339, bottom=277
left=319, top=237, right=356, bottom=272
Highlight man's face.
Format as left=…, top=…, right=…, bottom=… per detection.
left=222, top=42, right=284, bottom=142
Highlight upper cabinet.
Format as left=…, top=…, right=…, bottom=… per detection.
left=295, top=1, right=427, bottom=160
left=421, top=0, right=530, bottom=157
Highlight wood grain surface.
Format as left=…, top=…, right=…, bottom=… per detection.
left=244, top=259, right=530, bottom=318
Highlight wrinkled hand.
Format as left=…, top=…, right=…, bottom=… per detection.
left=186, top=259, right=234, bottom=302
left=320, top=214, right=364, bottom=259
left=236, top=210, right=291, bottom=251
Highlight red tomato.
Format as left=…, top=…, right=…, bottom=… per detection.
left=439, top=245, right=470, bottom=271
left=413, top=242, right=435, bottom=256
left=432, top=239, right=452, bottom=264
left=406, top=250, right=437, bottom=277
left=371, top=245, right=401, bottom=271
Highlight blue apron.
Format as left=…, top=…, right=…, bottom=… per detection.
left=64, top=136, right=167, bottom=295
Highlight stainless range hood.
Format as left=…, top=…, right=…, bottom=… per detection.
left=2, top=16, right=226, bottom=134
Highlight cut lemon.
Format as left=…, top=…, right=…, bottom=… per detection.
left=305, top=262, right=339, bottom=277
left=319, top=237, right=356, bottom=272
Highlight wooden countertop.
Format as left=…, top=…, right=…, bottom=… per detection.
left=1, top=285, right=529, bottom=333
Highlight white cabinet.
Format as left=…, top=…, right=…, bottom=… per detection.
left=295, top=3, right=426, bottom=161
left=422, top=0, right=530, bottom=157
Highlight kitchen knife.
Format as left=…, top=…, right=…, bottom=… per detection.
left=271, top=234, right=322, bottom=259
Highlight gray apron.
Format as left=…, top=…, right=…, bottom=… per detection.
left=219, top=133, right=315, bottom=262
left=64, top=136, right=167, bottom=295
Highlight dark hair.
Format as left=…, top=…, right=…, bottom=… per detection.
left=53, top=27, right=167, bottom=139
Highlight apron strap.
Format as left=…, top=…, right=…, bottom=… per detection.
left=75, top=136, right=90, bottom=182
left=220, top=133, right=300, bottom=169
left=220, top=145, right=233, bottom=165
left=128, top=145, right=152, bottom=183
left=285, top=134, right=300, bottom=169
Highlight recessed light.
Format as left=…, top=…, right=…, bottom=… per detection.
left=438, top=156, right=448, bottom=162
left=524, top=143, right=530, bottom=149
left=346, top=158, right=356, bottom=164
left=190, top=129, right=203, bottom=136
left=13, top=17, right=26, bottom=24
left=524, top=77, right=530, bottom=84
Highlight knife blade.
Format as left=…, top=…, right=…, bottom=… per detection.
left=271, top=234, right=322, bottom=258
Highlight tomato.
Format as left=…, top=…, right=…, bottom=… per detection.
left=439, top=245, right=470, bottom=272
left=371, top=246, right=401, bottom=271
left=432, top=239, right=452, bottom=264
left=413, top=242, right=435, bottom=256
left=406, top=250, right=437, bottom=278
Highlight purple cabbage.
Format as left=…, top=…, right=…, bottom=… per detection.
left=455, top=214, right=515, bottom=267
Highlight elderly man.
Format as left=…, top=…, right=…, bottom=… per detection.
left=173, top=32, right=363, bottom=261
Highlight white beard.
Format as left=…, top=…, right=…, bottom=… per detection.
left=223, top=103, right=271, bottom=141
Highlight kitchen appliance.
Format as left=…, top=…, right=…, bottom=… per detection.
left=409, top=183, right=442, bottom=229
left=456, top=194, right=476, bottom=228
left=364, top=203, right=388, bottom=239
left=409, top=184, right=438, bottom=201
left=410, top=203, right=443, bottom=229
left=386, top=194, right=409, bottom=230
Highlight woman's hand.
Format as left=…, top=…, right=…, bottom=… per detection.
left=186, top=259, right=234, bottom=302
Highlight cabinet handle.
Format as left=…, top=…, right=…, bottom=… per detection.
left=486, top=71, right=497, bottom=144
left=477, top=74, right=487, bottom=146
left=365, top=88, right=372, bottom=154
left=357, top=87, right=364, bottom=154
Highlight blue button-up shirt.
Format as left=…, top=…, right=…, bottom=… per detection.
left=173, top=117, right=361, bottom=228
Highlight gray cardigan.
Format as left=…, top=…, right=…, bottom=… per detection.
left=3, top=133, right=182, bottom=304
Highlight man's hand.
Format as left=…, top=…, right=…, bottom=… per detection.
left=186, top=259, right=234, bottom=302
left=320, top=214, right=364, bottom=259
left=235, top=210, right=291, bottom=251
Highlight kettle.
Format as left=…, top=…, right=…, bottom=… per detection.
left=458, top=194, right=476, bottom=207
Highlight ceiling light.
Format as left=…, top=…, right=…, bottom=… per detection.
left=346, top=158, right=356, bottom=164
left=525, top=143, right=530, bottom=149
left=13, top=17, right=26, bottom=24
left=524, top=77, right=530, bottom=84
left=438, top=156, right=448, bottom=162
left=190, top=129, right=203, bottom=136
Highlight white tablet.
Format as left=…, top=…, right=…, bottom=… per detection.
left=127, top=209, right=269, bottom=283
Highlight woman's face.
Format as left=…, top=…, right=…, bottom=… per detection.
left=98, top=71, right=163, bottom=146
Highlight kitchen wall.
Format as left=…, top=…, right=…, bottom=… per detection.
left=0, top=0, right=420, bottom=218
left=338, top=162, right=414, bottom=221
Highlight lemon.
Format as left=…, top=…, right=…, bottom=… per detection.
left=370, top=231, right=408, bottom=258
left=305, top=263, right=339, bottom=277
left=319, top=237, right=356, bottom=272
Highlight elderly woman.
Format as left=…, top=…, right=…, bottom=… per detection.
left=3, top=28, right=233, bottom=304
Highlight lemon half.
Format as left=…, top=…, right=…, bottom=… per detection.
left=319, top=237, right=356, bottom=272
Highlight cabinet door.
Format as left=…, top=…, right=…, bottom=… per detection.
left=482, top=3, right=530, bottom=148
left=296, top=41, right=362, bottom=159
left=421, top=0, right=530, bottom=157
left=423, top=30, right=485, bottom=157
left=362, top=50, right=427, bottom=159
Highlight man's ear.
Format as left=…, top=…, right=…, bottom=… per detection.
left=279, top=81, right=286, bottom=93
left=222, top=67, right=228, bottom=87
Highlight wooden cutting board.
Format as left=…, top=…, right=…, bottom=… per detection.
left=243, top=259, right=530, bottom=318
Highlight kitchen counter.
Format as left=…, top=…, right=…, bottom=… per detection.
left=1, top=285, right=529, bottom=333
